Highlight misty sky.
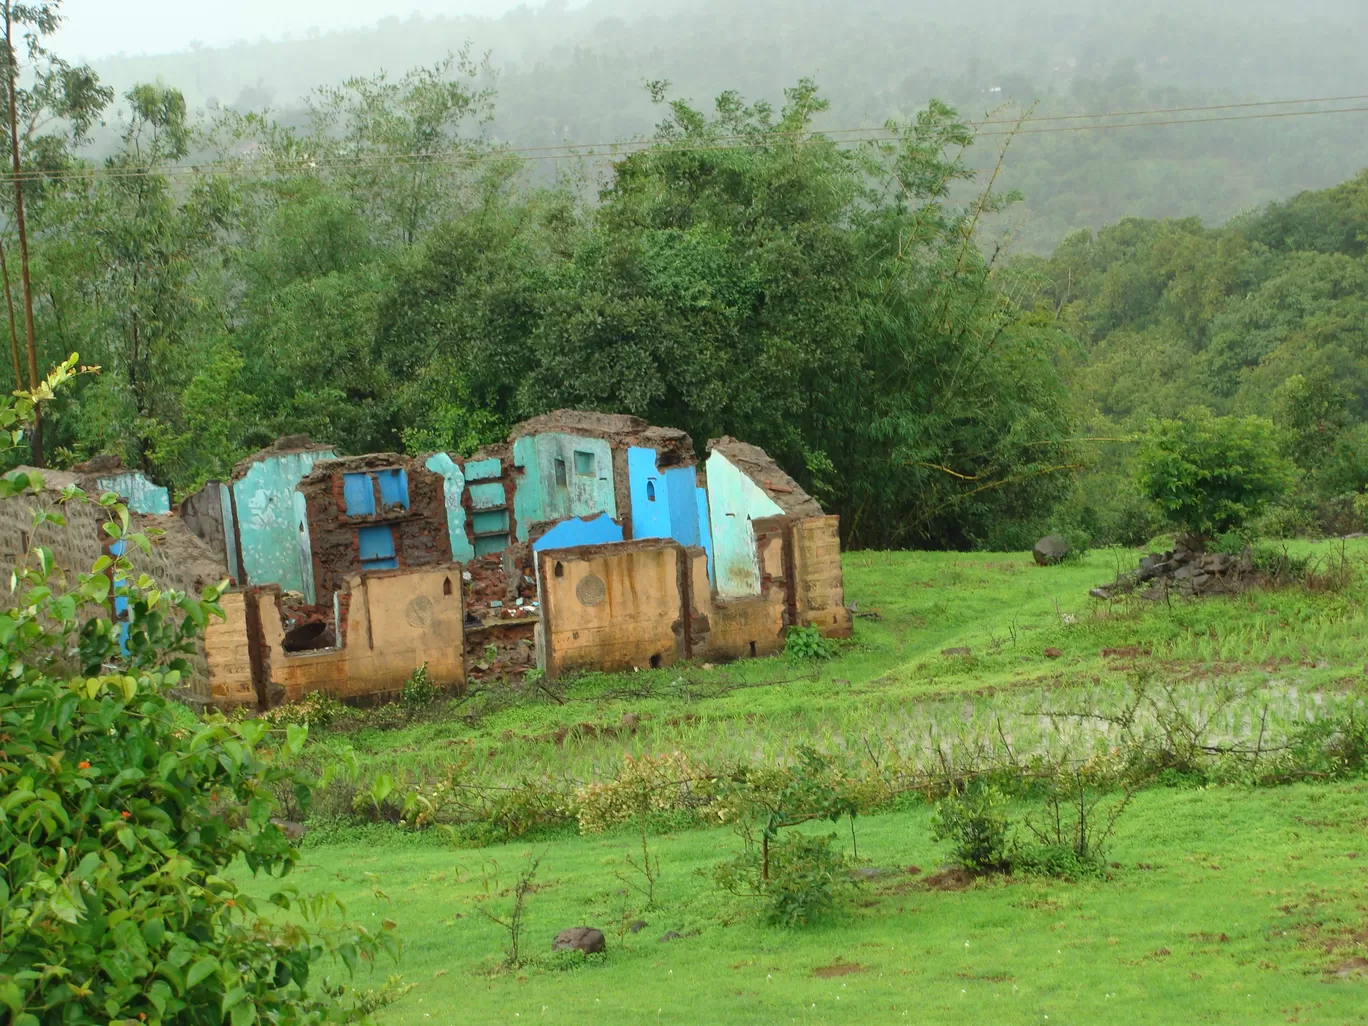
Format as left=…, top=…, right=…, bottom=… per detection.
left=55, top=0, right=577, bottom=59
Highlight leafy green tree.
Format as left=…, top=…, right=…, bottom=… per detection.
left=0, top=360, right=398, bottom=1024
left=1135, top=409, right=1295, bottom=544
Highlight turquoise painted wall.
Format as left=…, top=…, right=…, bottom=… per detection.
left=513, top=433, right=615, bottom=541
left=425, top=453, right=473, bottom=562
left=232, top=449, right=335, bottom=601
left=705, top=450, right=783, bottom=598
left=96, top=471, right=170, bottom=515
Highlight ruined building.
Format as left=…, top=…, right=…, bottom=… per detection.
left=2, top=414, right=851, bottom=709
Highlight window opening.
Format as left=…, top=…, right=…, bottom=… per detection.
left=574, top=450, right=595, bottom=477
left=554, top=561, right=564, bottom=578
left=646, top=480, right=656, bottom=502
left=554, top=458, right=568, bottom=487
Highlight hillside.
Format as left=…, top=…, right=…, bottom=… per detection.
left=83, top=0, right=1368, bottom=251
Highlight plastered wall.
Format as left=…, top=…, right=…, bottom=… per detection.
left=538, top=539, right=684, bottom=677
left=232, top=448, right=336, bottom=601
left=705, top=449, right=784, bottom=598
left=260, top=568, right=465, bottom=704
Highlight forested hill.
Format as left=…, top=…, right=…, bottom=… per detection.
left=85, top=0, right=1368, bottom=251
left=1020, top=170, right=1368, bottom=546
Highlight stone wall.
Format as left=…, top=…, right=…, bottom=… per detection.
left=789, top=516, right=854, bottom=638
left=298, top=453, right=452, bottom=600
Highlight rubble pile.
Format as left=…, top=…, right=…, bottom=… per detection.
left=1090, top=538, right=1256, bottom=601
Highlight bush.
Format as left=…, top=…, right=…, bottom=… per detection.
left=714, top=832, right=853, bottom=928
left=401, top=662, right=438, bottom=708
left=1135, top=409, right=1296, bottom=545
left=785, top=625, right=837, bottom=661
left=0, top=363, right=394, bottom=1024
left=931, top=785, right=1013, bottom=874
left=763, top=833, right=853, bottom=927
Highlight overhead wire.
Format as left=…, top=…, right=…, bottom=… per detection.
left=6, top=92, right=1368, bottom=186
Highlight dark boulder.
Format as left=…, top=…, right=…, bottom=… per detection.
left=552, top=927, right=606, bottom=954
left=1033, top=535, right=1071, bottom=566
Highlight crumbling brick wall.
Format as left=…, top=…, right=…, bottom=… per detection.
left=300, top=454, right=453, bottom=600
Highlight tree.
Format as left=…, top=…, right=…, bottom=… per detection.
left=1134, top=409, right=1295, bottom=544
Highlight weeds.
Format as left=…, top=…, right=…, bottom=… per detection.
left=477, top=852, right=544, bottom=968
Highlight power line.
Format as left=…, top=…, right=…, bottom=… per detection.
left=7, top=93, right=1368, bottom=185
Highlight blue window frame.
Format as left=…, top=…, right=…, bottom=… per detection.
left=343, top=469, right=409, bottom=516
left=358, top=525, right=398, bottom=571
left=343, top=472, right=376, bottom=516
left=378, top=469, right=409, bottom=509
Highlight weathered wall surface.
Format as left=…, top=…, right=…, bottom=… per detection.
left=513, top=433, right=616, bottom=539
left=425, top=453, right=473, bottom=562
left=628, top=447, right=705, bottom=553
left=790, top=516, right=853, bottom=638
left=300, top=454, right=452, bottom=600
left=694, top=516, right=788, bottom=661
left=205, top=590, right=260, bottom=709
left=181, top=481, right=231, bottom=578
left=95, top=471, right=170, bottom=515
left=705, top=450, right=784, bottom=598
left=262, top=568, right=465, bottom=704
left=232, top=446, right=336, bottom=600
left=531, top=514, right=623, bottom=553
left=538, top=539, right=683, bottom=677
left=0, top=481, right=106, bottom=599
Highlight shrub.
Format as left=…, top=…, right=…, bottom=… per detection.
left=931, top=785, right=1013, bottom=874
left=763, top=833, right=853, bottom=927
left=1135, top=409, right=1296, bottom=546
left=401, top=662, right=438, bottom=708
left=785, top=624, right=837, bottom=661
left=714, top=832, right=853, bottom=928
left=0, top=362, right=394, bottom=1024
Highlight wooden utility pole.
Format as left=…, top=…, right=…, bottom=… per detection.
left=4, top=3, right=40, bottom=464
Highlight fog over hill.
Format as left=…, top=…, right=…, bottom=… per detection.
left=70, top=0, right=1368, bottom=248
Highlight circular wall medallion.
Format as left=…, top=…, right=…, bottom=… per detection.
left=405, top=595, right=435, bottom=629
left=575, top=573, right=607, bottom=607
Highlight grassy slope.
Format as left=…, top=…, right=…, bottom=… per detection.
left=318, top=542, right=1368, bottom=788
left=246, top=541, right=1368, bottom=1023
left=264, top=783, right=1368, bottom=1025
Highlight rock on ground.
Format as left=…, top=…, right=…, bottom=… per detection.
left=1033, top=534, right=1070, bottom=566
left=552, top=927, right=606, bottom=954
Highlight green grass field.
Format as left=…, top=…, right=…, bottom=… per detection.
left=244, top=542, right=1368, bottom=1024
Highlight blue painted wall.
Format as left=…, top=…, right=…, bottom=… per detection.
left=628, top=447, right=672, bottom=540
left=513, top=433, right=616, bottom=541
left=232, top=448, right=336, bottom=601
left=705, top=450, right=784, bottom=598
left=424, top=453, right=473, bottom=562
left=695, top=487, right=715, bottom=586
left=96, top=471, right=170, bottom=515
left=532, top=513, right=625, bottom=553
left=627, top=447, right=708, bottom=581
left=665, top=467, right=701, bottom=548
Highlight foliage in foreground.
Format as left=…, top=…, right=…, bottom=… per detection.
left=0, top=365, right=394, bottom=1024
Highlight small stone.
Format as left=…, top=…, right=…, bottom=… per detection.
left=658, top=931, right=682, bottom=943
left=552, top=927, right=606, bottom=954
left=1033, top=534, right=1070, bottom=566
left=627, top=920, right=648, bottom=934
left=1043, top=647, right=1064, bottom=659
left=941, top=647, right=972, bottom=658
left=1089, top=587, right=1113, bottom=601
